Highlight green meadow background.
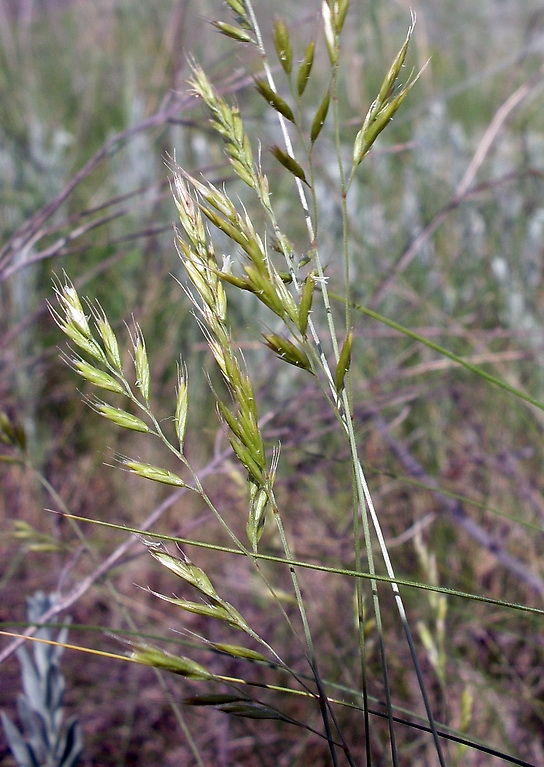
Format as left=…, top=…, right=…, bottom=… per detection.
left=1, top=1, right=543, bottom=764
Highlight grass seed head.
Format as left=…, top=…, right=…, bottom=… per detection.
left=352, top=15, right=420, bottom=168
left=173, top=174, right=207, bottom=250
left=72, top=358, right=125, bottom=394
left=217, top=398, right=263, bottom=465
left=298, top=272, right=316, bottom=336
left=230, top=436, right=266, bottom=485
left=57, top=280, right=92, bottom=339
left=94, top=307, right=123, bottom=371
left=153, top=595, right=233, bottom=622
left=273, top=17, right=293, bottom=74
left=91, top=400, right=149, bottom=433
left=50, top=285, right=108, bottom=364
left=121, top=459, right=186, bottom=487
left=247, top=485, right=269, bottom=551
left=189, top=175, right=237, bottom=221
left=262, top=333, right=313, bottom=373
left=270, top=146, right=309, bottom=185
left=322, top=1, right=337, bottom=64
left=378, top=11, right=415, bottom=104
left=297, top=40, right=315, bottom=95
left=183, top=258, right=217, bottom=309
left=224, top=0, right=249, bottom=24
left=254, top=78, right=295, bottom=123
left=59, top=321, right=108, bottom=364
left=334, top=0, right=350, bottom=35
left=174, top=363, right=189, bottom=450
left=335, top=329, right=353, bottom=393
left=150, top=590, right=250, bottom=633
left=145, top=545, right=218, bottom=599
left=190, top=65, right=257, bottom=189
left=130, top=644, right=213, bottom=680
left=133, top=331, right=150, bottom=404
left=212, top=21, right=254, bottom=45
left=209, top=642, right=267, bottom=662
left=310, top=90, right=331, bottom=144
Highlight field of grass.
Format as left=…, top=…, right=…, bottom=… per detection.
left=1, top=1, right=543, bottom=765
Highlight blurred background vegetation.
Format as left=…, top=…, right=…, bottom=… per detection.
left=1, top=1, right=543, bottom=764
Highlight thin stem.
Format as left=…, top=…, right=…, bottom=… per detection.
left=329, top=13, right=375, bottom=764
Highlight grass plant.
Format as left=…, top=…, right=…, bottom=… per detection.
left=1, top=1, right=544, bottom=765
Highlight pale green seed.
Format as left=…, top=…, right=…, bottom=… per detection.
left=95, top=313, right=122, bottom=371
left=310, top=90, right=331, bottom=144
left=221, top=601, right=252, bottom=633
left=122, top=460, right=185, bottom=486
left=322, top=1, right=336, bottom=64
left=93, top=402, right=149, bottom=433
left=230, top=437, right=265, bottom=485
left=298, top=272, right=316, bottom=336
left=151, top=592, right=235, bottom=624
left=297, top=40, right=315, bottom=96
left=335, top=330, right=353, bottom=393
left=212, top=21, right=253, bottom=44
left=377, top=14, right=414, bottom=104
left=253, top=78, right=295, bottom=123
left=335, top=0, right=350, bottom=34
left=131, top=643, right=213, bottom=679
left=247, top=486, right=268, bottom=551
left=273, top=18, right=293, bottom=74
left=228, top=157, right=256, bottom=189
left=61, top=284, right=92, bottom=338
left=134, top=336, right=150, bottom=403
left=61, top=323, right=107, bottom=364
left=73, top=359, right=125, bottom=394
left=174, top=364, right=188, bottom=450
left=270, top=146, right=309, bottom=185
left=146, top=546, right=217, bottom=599
left=262, top=333, right=313, bottom=373
left=210, top=642, right=267, bottom=663
left=223, top=0, right=248, bottom=21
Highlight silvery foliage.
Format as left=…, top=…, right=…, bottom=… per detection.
left=1, top=592, right=83, bottom=767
